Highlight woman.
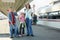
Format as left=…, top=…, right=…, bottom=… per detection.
left=24, top=3, right=34, bottom=36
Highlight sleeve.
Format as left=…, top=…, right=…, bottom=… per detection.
left=14, top=12, right=18, bottom=16
left=8, top=13, right=12, bottom=24
left=24, top=9, right=26, bottom=19
left=30, top=9, right=33, bottom=16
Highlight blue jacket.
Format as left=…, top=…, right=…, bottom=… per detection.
left=8, top=12, right=16, bottom=24
left=14, top=12, right=18, bottom=16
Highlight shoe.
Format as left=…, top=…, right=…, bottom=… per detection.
left=10, top=36, right=13, bottom=38
left=19, top=35, right=22, bottom=37
left=31, top=34, right=34, bottom=37
left=26, top=34, right=29, bottom=36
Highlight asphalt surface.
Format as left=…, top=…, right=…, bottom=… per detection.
left=0, top=25, right=60, bottom=40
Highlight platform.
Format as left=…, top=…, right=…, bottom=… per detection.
left=0, top=25, right=60, bottom=40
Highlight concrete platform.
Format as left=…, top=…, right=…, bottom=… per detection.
left=0, top=25, right=60, bottom=40
left=37, top=19, right=60, bottom=29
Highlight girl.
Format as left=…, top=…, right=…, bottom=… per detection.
left=18, top=12, right=25, bottom=36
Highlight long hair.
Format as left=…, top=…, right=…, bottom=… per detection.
left=25, top=3, right=31, bottom=9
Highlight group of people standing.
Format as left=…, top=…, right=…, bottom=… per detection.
left=8, top=3, right=34, bottom=38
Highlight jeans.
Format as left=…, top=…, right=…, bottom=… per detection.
left=19, top=23, right=25, bottom=34
left=26, top=18, right=33, bottom=35
left=9, top=23, right=18, bottom=37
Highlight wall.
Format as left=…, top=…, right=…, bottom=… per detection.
left=0, top=19, right=10, bottom=34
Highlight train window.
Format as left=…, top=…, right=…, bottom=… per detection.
left=39, top=11, right=60, bottom=19
left=59, top=11, right=60, bottom=14
left=49, top=12, right=58, bottom=15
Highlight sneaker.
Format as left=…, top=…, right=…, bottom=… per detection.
left=26, top=34, right=29, bottom=36
left=31, top=34, right=34, bottom=37
left=10, top=36, right=14, bottom=38
left=19, top=35, right=22, bottom=37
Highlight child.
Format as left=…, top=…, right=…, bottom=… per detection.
left=18, top=12, right=26, bottom=36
